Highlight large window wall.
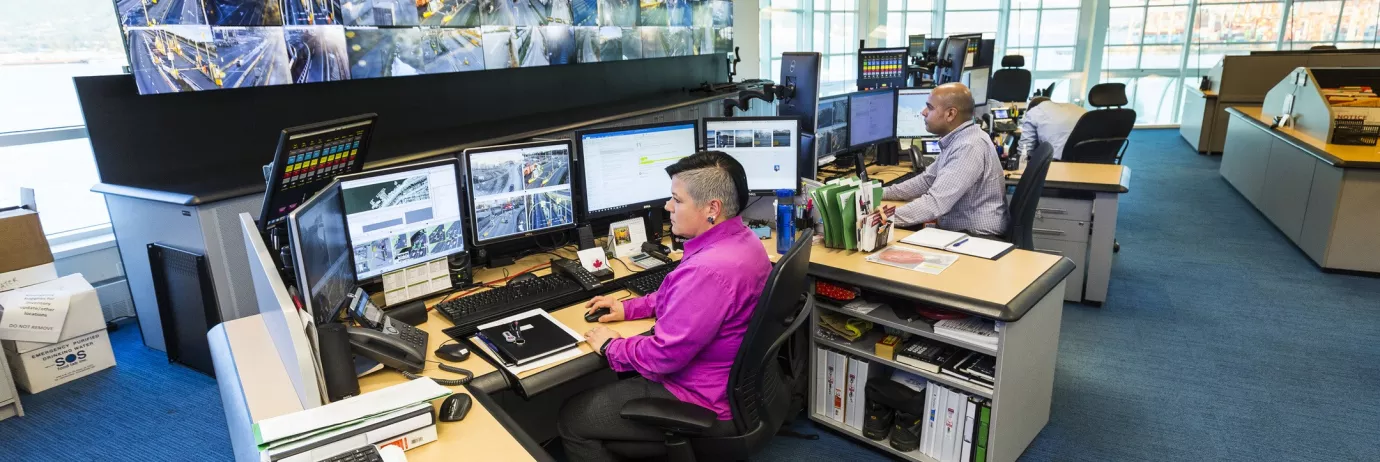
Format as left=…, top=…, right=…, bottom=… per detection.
left=761, top=0, right=862, bottom=84
left=760, top=0, right=1380, bottom=126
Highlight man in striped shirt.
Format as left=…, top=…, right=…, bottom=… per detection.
left=883, top=83, right=1009, bottom=237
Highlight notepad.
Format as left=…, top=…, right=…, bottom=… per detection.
left=900, top=228, right=1014, bottom=260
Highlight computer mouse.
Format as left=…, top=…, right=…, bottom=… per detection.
left=439, top=394, right=473, bottom=422
left=585, top=307, right=611, bottom=323
left=510, top=272, right=539, bottom=284
left=435, top=344, right=470, bottom=362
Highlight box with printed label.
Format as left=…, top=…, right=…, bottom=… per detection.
left=1, top=274, right=104, bottom=352
left=5, top=329, right=116, bottom=393
left=0, top=209, right=57, bottom=293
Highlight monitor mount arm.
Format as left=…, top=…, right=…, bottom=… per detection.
left=721, top=81, right=795, bottom=117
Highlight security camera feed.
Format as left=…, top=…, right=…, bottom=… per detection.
left=113, top=0, right=731, bottom=94
left=704, top=118, right=799, bottom=191
left=815, top=95, right=849, bottom=160
left=468, top=142, right=576, bottom=243
left=291, top=185, right=355, bottom=316
left=340, top=161, right=466, bottom=280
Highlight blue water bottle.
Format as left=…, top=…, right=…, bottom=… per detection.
left=775, top=189, right=795, bottom=254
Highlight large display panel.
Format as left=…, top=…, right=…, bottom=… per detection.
left=702, top=117, right=801, bottom=193
left=338, top=159, right=466, bottom=281
left=287, top=179, right=353, bottom=318
left=576, top=120, right=699, bottom=219
left=112, top=0, right=734, bottom=95
left=260, top=114, right=375, bottom=230
left=897, top=89, right=932, bottom=138
left=465, top=140, right=577, bottom=244
left=848, top=89, right=897, bottom=149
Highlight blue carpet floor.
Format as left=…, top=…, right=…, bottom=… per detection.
left=2, top=129, right=1377, bottom=461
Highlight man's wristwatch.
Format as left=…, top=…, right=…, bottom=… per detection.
left=599, top=338, right=612, bottom=356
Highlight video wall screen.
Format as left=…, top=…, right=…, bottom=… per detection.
left=112, top=0, right=734, bottom=95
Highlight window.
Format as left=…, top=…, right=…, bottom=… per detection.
left=761, top=0, right=857, bottom=84
left=885, top=0, right=935, bottom=48
left=1006, top=0, right=1081, bottom=71
left=0, top=0, right=126, bottom=235
left=1284, top=0, right=1380, bottom=48
left=821, top=0, right=860, bottom=83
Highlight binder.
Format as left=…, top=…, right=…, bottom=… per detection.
left=941, top=387, right=961, bottom=462
left=476, top=313, right=579, bottom=366
left=845, top=356, right=863, bottom=429
left=921, top=381, right=936, bottom=456
left=829, top=351, right=849, bottom=422
left=961, top=397, right=977, bottom=462
left=974, top=400, right=992, bottom=462
left=815, top=347, right=829, bottom=417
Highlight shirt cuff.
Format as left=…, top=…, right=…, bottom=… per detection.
left=623, top=296, right=654, bottom=320
left=603, top=336, right=641, bottom=372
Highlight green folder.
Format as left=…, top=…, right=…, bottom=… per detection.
left=840, top=189, right=858, bottom=250
left=824, top=185, right=850, bottom=248
left=812, top=185, right=837, bottom=247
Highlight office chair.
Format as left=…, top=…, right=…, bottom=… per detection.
left=1007, top=142, right=1055, bottom=251
left=608, top=229, right=816, bottom=462
left=988, top=55, right=1033, bottom=103
left=1061, top=83, right=1136, bottom=165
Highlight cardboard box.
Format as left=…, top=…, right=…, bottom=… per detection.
left=0, top=209, right=56, bottom=292
left=5, top=329, right=115, bottom=393
left=1, top=274, right=104, bottom=352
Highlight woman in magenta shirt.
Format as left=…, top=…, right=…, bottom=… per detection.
left=557, top=151, right=772, bottom=461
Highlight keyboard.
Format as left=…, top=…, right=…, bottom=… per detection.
left=323, top=446, right=382, bottom=462
left=621, top=261, right=680, bottom=296
left=437, top=273, right=591, bottom=337
left=886, top=170, right=920, bottom=186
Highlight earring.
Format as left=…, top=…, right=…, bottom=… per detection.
left=707, top=216, right=716, bottom=224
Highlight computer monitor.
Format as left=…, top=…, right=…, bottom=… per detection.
left=337, top=159, right=467, bottom=282
left=703, top=117, right=801, bottom=193
left=976, top=39, right=996, bottom=68
left=575, top=120, right=700, bottom=219
left=908, top=35, right=927, bottom=62
left=286, top=179, right=354, bottom=321
left=962, top=36, right=983, bottom=69
left=815, top=94, right=849, bottom=165
left=896, top=89, right=933, bottom=138
left=921, top=139, right=941, bottom=154
left=848, top=89, right=898, bottom=149
left=857, top=47, right=908, bottom=91
left=991, top=107, right=1012, bottom=121
left=240, top=212, right=325, bottom=409
left=798, top=132, right=817, bottom=180
left=465, top=141, right=576, bottom=245
left=260, top=114, right=376, bottom=231
left=962, top=67, right=991, bottom=106
left=777, top=52, right=822, bottom=133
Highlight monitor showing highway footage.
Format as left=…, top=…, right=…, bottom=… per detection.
left=578, top=122, right=698, bottom=218
left=340, top=161, right=465, bottom=281
left=703, top=118, right=799, bottom=192
left=896, top=89, right=933, bottom=138
left=467, top=142, right=576, bottom=244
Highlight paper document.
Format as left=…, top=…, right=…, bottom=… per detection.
left=865, top=246, right=959, bottom=275
left=254, top=377, right=451, bottom=447
left=472, top=308, right=586, bottom=374
left=900, top=228, right=968, bottom=248
left=265, top=402, right=432, bottom=455
left=901, top=229, right=1014, bottom=260
left=0, top=289, right=71, bottom=343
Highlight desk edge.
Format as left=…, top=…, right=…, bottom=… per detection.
left=466, top=384, right=556, bottom=462
left=807, top=257, right=1074, bottom=322
left=1226, top=107, right=1380, bottom=169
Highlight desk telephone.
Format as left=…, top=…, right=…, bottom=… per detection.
left=346, top=288, right=429, bottom=373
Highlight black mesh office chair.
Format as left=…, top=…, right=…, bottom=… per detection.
left=1061, top=83, right=1136, bottom=165
left=608, top=229, right=816, bottom=462
left=988, top=55, right=1033, bottom=103
left=1007, top=142, right=1055, bottom=251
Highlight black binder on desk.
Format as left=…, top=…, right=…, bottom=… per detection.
left=476, top=314, right=580, bottom=366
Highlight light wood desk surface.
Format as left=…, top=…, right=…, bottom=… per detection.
left=1231, top=106, right=1380, bottom=168
left=867, top=161, right=1131, bottom=193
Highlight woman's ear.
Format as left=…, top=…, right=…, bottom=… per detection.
left=706, top=198, right=723, bottom=222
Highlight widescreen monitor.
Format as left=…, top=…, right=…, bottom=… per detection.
left=703, top=117, right=801, bottom=193
left=896, top=89, right=933, bottom=138
left=337, top=159, right=466, bottom=281
left=286, top=180, right=353, bottom=320
left=848, top=89, right=898, bottom=149
left=260, top=114, right=376, bottom=230
left=815, top=94, right=850, bottom=163
left=908, top=35, right=927, bottom=61
left=465, top=141, right=577, bottom=245
left=857, top=47, right=909, bottom=91
left=962, top=68, right=991, bottom=106
left=576, top=120, right=700, bottom=219
left=777, top=52, right=822, bottom=133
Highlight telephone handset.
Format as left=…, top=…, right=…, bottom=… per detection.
left=346, top=289, right=428, bottom=374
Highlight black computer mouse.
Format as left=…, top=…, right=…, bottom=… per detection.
left=510, top=272, right=539, bottom=284
left=585, top=307, right=611, bottom=323
left=440, top=394, right=473, bottom=422
left=435, top=344, right=470, bottom=362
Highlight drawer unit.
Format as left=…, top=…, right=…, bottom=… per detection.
left=1031, top=215, right=1090, bottom=243
left=1033, top=238, right=1087, bottom=302
left=1033, top=196, right=1093, bottom=222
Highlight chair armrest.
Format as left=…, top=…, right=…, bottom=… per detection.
left=620, top=398, right=718, bottom=434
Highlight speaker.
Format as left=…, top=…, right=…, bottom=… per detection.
left=577, top=225, right=597, bottom=250
left=449, top=252, right=473, bottom=287
left=317, top=323, right=361, bottom=402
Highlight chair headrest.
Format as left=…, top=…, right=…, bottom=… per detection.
left=1088, top=83, right=1128, bottom=107
left=1001, top=55, right=1025, bottom=68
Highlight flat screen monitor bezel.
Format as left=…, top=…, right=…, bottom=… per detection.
left=463, top=140, right=579, bottom=246
left=286, top=178, right=349, bottom=320
left=334, top=158, right=468, bottom=282
left=847, top=88, right=900, bottom=150
left=574, top=119, right=702, bottom=220
left=259, top=113, right=377, bottom=231
left=701, top=115, right=804, bottom=195
left=777, top=52, right=822, bottom=134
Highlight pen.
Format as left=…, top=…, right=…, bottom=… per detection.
left=952, top=238, right=969, bottom=247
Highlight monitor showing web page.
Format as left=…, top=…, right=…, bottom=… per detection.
left=339, top=160, right=465, bottom=281
left=897, top=89, right=932, bottom=138
left=578, top=122, right=699, bottom=218
left=703, top=117, right=800, bottom=192
left=849, top=89, right=898, bottom=148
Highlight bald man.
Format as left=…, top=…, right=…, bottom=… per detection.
left=883, top=83, right=1008, bottom=237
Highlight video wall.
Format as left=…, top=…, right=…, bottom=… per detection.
left=113, top=0, right=734, bottom=95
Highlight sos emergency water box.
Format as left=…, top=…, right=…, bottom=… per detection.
left=2, top=275, right=116, bottom=393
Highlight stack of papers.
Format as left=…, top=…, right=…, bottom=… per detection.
left=932, top=317, right=999, bottom=349
left=254, top=377, right=451, bottom=452
left=900, top=228, right=1014, bottom=260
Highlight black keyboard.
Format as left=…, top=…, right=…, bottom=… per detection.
left=887, top=170, right=920, bottom=186
left=621, top=261, right=680, bottom=296
left=323, top=446, right=382, bottom=462
left=437, top=273, right=591, bottom=337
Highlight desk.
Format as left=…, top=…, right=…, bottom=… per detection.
left=211, top=234, right=1072, bottom=461
left=1221, top=107, right=1380, bottom=273
left=864, top=162, right=1131, bottom=304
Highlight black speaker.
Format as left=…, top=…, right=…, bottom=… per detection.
left=449, top=252, right=473, bottom=287
left=318, top=323, right=361, bottom=402
left=577, top=225, right=597, bottom=250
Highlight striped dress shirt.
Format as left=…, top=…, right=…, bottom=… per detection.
left=883, top=121, right=1009, bottom=235
left=1017, top=101, right=1087, bottom=160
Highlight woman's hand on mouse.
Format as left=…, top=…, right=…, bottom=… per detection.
left=584, top=295, right=625, bottom=323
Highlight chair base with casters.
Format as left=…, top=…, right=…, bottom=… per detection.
left=608, top=229, right=818, bottom=462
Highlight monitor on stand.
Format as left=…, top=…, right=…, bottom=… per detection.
left=962, top=67, right=991, bottom=107
left=815, top=94, right=850, bottom=166
left=338, top=159, right=468, bottom=305
left=897, top=89, right=933, bottom=138
left=799, top=132, right=817, bottom=181
left=847, top=88, right=899, bottom=174
left=260, top=114, right=376, bottom=231
left=575, top=120, right=700, bottom=239
left=703, top=116, right=802, bottom=194
left=908, top=34, right=928, bottom=63
left=976, top=38, right=996, bottom=68
left=464, top=140, right=577, bottom=266
left=857, top=47, right=909, bottom=91
left=286, top=180, right=354, bottom=324
left=777, top=52, right=822, bottom=133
